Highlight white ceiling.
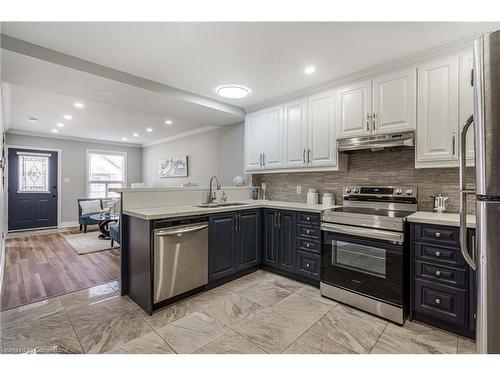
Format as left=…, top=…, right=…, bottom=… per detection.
left=3, top=22, right=500, bottom=108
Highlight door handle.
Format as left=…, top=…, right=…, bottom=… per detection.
left=459, top=114, right=476, bottom=271
left=52, top=194, right=57, bottom=198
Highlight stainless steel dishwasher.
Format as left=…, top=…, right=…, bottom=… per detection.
left=153, top=216, right=208, bottom=304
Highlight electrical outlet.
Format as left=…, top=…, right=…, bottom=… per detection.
left=296, top=185, right=302, bottom=194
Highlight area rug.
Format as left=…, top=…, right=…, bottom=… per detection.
left=64, top=232, right=120, bottom=254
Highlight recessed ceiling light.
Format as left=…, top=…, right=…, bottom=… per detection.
left=51, top=129, right=59, bottom=133
left=122, top=137, right=128, bottom=141
left=133, top=133, right=139, bottom=137
left=165, top=120, right=173, bottom=125
left=304, top=66, right=316, bottom=74
left=28, top=117, right=39, bottom=122
left=146, top=128, right=153, bottom=132
left=74, top=102, right=84, bottom=108
left=57, top=123, right=65, bottom=128
left=63, top=114, right=72, bottom=120
left=216, top=85, right=250, bottom=99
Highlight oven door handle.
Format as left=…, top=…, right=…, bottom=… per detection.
left=321, top=223, right=404, bottom=244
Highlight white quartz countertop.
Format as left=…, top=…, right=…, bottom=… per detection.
left=406, top=211, right=476, bottom=228
left=123, top=200, right=341, bottom=220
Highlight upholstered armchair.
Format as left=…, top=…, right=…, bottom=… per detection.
left=77, top=198, right=103, bottom=233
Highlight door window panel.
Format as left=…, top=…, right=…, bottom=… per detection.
left=18, top=153, right=50, bottom=193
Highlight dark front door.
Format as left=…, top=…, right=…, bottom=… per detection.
left=8, top=148, right=58, bottom=230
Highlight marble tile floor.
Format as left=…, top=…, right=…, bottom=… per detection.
left=0, top=269, right=477, bottom=354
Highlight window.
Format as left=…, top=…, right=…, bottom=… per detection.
left=87, top=150, right=126, bottom=198
left=18, top=152, right=51, bottom=193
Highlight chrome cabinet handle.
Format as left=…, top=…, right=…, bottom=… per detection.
left=306, top=216, right=310, bottom=221
left=435, top=270, right=441, bottom=276
left=435, top=298, right=441, bottom=305
left=452, top=133, right=456, bottom=156
left=366, top=113, right=371, bottom=131
left=259, top=153, right=262, bottom=167
left=306, top=243, right=310, bottom=248
left=307, top=148, right=311, bottom=164
left=459, top=115, right=476, bottom=271
left=435, top=251, right=441, bottom=257
left=303, top=148, right=306, bottom=164
left=435, top=232, right=441, bottom=238
left=305, top=263, right=310, bottom=268
left=372, top=112, right=377, bottom=131
left=262, top=153, right=265, bottom=167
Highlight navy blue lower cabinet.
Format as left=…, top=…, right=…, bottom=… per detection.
left=262, top=209, right=279, bottom=267
left=410, top=222, right=476, bottom=339
left=277, top=211, right=297, bottom=272
left=208, top=213, right=237, bottom=282
left=237, top=210, right=261, bottom=270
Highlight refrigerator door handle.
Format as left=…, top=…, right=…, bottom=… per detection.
left=459, top=114, right=477, bottom=271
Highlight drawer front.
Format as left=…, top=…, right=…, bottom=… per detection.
left=296, top=250, right=320, bottom=280
left=297, top=238, right=320, bottom=254
left=414, top=279, right=466, bottom=327
left=414, top=224, right=459, bottom=247
left=414, top=242, right=465, bottom=267
left=297, top=224, right=320, bottom=241
left=297, top=212, right=320, bottom=225
left=415, top=261, right=466, bottom=288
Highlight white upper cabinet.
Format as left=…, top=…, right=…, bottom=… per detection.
left=262, top=105, right=284, bottom=169
left=416, top=55, right=460, bottom=167
left=459, top=50, right=475, bottom=164
left=372, top=68, right=417, bottom=134
left=307, top=90, right=337, bottom=167
left=336, top=80, right=372, bottom=139
left=283, top=98, right=308, bottom=168
left=244, top=111, right=265, bottom=171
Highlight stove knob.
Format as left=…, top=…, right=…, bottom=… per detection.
left=405, top=189, right=414, bottom=196
left=395, top=188, right=403, bottom=195
left=353, top=187, right=360, bottom=193
left=345, top=187, right=352, bottom=194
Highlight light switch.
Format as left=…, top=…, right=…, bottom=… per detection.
left=64, top=177, right=71, bottom=183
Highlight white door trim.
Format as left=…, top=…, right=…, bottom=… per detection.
left=5, top=144, right=63, bottom=230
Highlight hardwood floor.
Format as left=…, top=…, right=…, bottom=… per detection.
left=1, top=226, right=120, bottom=311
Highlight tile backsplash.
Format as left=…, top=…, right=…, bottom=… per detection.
left=252, top=149, right=476, bottom=214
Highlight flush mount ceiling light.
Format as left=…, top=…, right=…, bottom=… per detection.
left=122, top=137, right=128, bottom=141
left=304, top=65, right=316, bottom=74
left=51, top=129, right=59, bottom=133
left=63, top=114, right=72, bottom=120
left=146, top=128, right=153, bottom=132
left=165, top=120, right=173, bottom=125
left=57, top=123, right=65, bottom=128
left=28, top=117, right=38, bottom=122
left=74, top=102, right=84, bottom=108
left=133, top=133, right=139, bottom=137
left=216, top=85, right=250, bottom=99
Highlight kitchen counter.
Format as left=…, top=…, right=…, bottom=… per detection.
left=123, top=200, right=341, bottom=220
left=406, top=211, right=476, bottom=228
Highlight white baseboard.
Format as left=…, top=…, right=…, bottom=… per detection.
left=59, top=221, right=79, bottom=228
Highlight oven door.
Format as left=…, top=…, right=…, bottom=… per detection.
left=321, top=223, right=404, bottom=306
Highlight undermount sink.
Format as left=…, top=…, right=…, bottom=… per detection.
left=194, top=202, right=249, bottom=208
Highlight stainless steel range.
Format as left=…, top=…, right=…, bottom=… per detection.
left=320, top=186, right=417, bottom=324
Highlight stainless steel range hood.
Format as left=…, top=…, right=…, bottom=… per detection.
left=337, top=131, right=414, bottom=152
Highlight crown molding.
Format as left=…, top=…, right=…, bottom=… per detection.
left=142, top=125, right=219, bottom=147
left=244, top=35, right=478, bottom=113
left=6, top=129, right=142, bottom=148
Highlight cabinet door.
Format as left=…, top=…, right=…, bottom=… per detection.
left=208, top=213, right=237, bottom=282
left=416, top=55, right=460, bottom=167
left=278, top=211, right=296, bottom=272
left=262, top=209, right=278, bottom=267
left=263, top=105, right=284, bottom=169
left=244, top=111, right=264, bottom=171
left=459, top=50, right=475, bottom=164
left=373, top=68, right=416, bottom=134
left=307, top=90, right=337, bottom=167
left=237, top=210, right=261, bottom=270
left=283, top=98, right=308, bottom=168
left=336, top=80, right=372, bottom=139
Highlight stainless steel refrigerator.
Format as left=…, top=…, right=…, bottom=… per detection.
left=460, top=29, right=500, bottom=354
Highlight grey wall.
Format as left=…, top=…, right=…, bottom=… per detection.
left=253, top=149, right=476, bottom=214
left=6, top=133, right=142, bottom=223
left=142, top=122, right=246, bottom=187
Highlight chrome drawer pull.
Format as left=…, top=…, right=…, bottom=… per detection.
left=435, top=298, right=441, bottom=304
left=305, top=263, right=310, bottom=268
left=306, top=230, right=310, bottom=235
left=435, top=232, right=441, bottom=238
left=306, top=243, right=310, bottom=248
left=435, top=251, right=441, bottom=257
left=306, top=217, right=310, bottom=221
left=435, top=270, right=441, bottom=276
